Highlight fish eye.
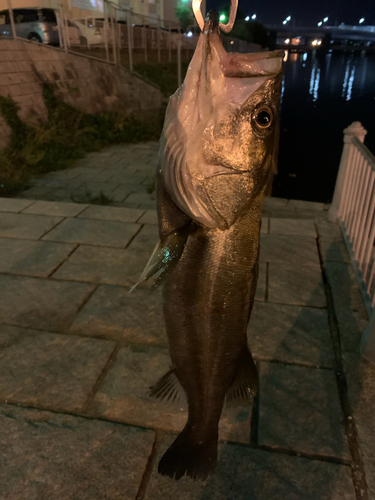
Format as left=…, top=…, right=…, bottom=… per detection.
left=253, top=106, right=273, bottom=129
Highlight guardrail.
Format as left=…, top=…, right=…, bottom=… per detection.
left=329, top=121, right=375, bottom=363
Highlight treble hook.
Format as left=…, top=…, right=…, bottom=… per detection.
left=192, top=0, right=238, bottom=33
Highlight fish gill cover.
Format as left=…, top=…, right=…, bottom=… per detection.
left=159, top=9, right=283, bottom=228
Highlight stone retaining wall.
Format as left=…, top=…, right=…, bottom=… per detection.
left=0, top=39, right=163, bottom=150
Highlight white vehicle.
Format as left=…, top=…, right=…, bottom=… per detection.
left=71, top=19, right=103, bottom=46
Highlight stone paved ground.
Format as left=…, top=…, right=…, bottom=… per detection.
left=0, top=142, right=374, bottom=499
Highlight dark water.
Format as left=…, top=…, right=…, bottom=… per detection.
left=273, top=50, right=375, bottom=203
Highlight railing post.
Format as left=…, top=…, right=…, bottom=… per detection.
left=7, top=0, right=17, bottom=39
left=329, top=121, right=367, bottom=222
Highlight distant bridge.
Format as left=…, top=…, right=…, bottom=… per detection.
left=266, top=25, right=375, bottom=49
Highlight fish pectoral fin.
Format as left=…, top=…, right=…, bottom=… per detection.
left=149, top=368, right=187, bottom=407
left=129, top=223, right=191, bottom=293
left=226, top=347, right=259, bottom=406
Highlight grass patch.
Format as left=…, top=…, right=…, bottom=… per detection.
left=134, top=62, right=189, bottom=98
left=0, top=84, right=164, bottom=197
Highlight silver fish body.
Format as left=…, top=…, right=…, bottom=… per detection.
left=140, top=12, right=283, bottom=480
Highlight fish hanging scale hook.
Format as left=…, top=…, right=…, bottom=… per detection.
left=192, top=0, right=238, bottom=33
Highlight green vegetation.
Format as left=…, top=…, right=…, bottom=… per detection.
left=0, top=84, right=164, bottom=197
left=175, top=0, right=193, bottom=32
left=134, top=62, right=189, bottom=98
left=219, top=4, right=270, bottom=47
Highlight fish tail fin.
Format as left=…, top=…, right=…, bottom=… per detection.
left=158, top=426, right=218, bottom=480
left=129, top=223, right=191, bottom=293
left=226, top=346, right=259, bottom=405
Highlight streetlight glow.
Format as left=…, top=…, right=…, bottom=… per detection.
left=323, top=17, right=328, bottom=22
left=219, top=13, right=226, bottom=22
left=286, top=16, right=291, bottom=21
left=359, top=18, right=365, bottom=24
left=283, top=20, right=287, bottom=25
left=251, top=14, right=256, bottom=20
left=317, top=21, right=322, bottom=26
left=245, top=16, right=250, bottom=21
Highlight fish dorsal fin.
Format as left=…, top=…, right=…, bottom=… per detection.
left=129, top=223, right=191, bottom=293
left=150, top=368, right=187, bottom=408
left=226, top=347, right=259, bottom=405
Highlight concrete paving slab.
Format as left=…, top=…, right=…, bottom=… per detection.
left=270, top=218, right=316, bottom=237
left=343, top=357, right=375, bottom=499
left=138, top=210, right=158, bottom=225
left=52, top=245, right=149, bottom=286
left=145, top=435, right=356, bottom=500
left=22, top=200, right=88, bottom=217
left=316, top=219, right=343, bottom=240
left=42, top=218, right=140, bottom=248
left=0, top=274, right=95, bottom=333
left=261, top=217, right=269, bottom=234
left=0, top=212, right=63, bottom=240
left=268, top=263, right=326, bottom=308
left=258, top=361, right=350, bottom=459
left=125, top=193, right=156, bottom=208
left=0, top=198, right=35, bottom=213
left=260, top=234, right=320, bottom=266
left=127, top=224, right=159, bottom=253
left=288, top=199, right=325, bottom=211
left=0, top=325, right=115, bottom=411
left=320, top=239, right=350, bottom=263
left=248, top=302, right=335, bottom=368
left=88, top=344, right=253, bottom=444
left=112, top=187, right=132, bottom=202
left=77, top=205, right=145, bottom=223
left=0, top=237, right=76, bottom=277
left=0, top=404, right=154, bottom=500
left=263, top=197, right=289, bottom=209
left=325, top=262, right=368, bottom=352
left=69, top=286, right=167, bottom=344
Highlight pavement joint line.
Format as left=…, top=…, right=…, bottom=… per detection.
left=315, top=233, right=369, bottom=500
left=73, top=283, right=99, bottom=319
left=134, top=209, right=148, bottom=224
left=47, top=243, right=80, bottom=278
left=265, top=298, right=328, bottom=310
left=81, top=342, right=122, bottom=414
left=265, top=262, right=269, bottom=302
left=260, top=357, right=334, bottom=371
left=135, top=430, right=164, bottom=500
left=250, top=381, right=260, bottom=445
left=16, top=200, right=37, bottom=213
left=37, top=215, right=67, bottom=241
left=0, top=398, right=353, bottom=468
left=125, top=223, right=145, bottom=250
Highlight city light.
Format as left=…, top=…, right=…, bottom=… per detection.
left=359, top=18, right=365, bottom=24
left=186, top=31, right=193, bottom=37
left=311, top=39, right=322, bottom=46
left=251, top=14, right=256, bottom=19
left=317, top=21, right=322, bottom=26
left=286, top=16, right=291, bottom=21
left=219, top=13, right=226, bottom=22
left=284, top=38, right=290, bottom=44
left=323, top=17, right=328, bottom=22
left=283, top=20, right=287, bottom=25
left=245, top=16, right=250, bottom=21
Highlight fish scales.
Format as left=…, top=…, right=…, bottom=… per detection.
left=134, top=10, right=283, bottom=480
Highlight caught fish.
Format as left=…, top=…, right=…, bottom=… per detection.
left=133, top=1, right=283, bottom=481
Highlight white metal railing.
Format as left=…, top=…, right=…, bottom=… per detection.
left=329, top=121, right=375, bottom=363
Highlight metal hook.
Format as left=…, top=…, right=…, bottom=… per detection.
left=219, top=0, right=238, bottom=33
left=192, top=0, right=238, bottom=33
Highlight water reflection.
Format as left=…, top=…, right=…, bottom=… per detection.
left=276, top=51, right=375, bottom=203
left=309, top=57, right=321, bottom=101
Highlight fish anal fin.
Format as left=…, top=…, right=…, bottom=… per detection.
left=150, top=368, right=187, bottom=408
left=226, top=346, right=259, bottom=406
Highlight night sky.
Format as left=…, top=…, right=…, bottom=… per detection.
left=206, top=0, right=375, bottom=27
